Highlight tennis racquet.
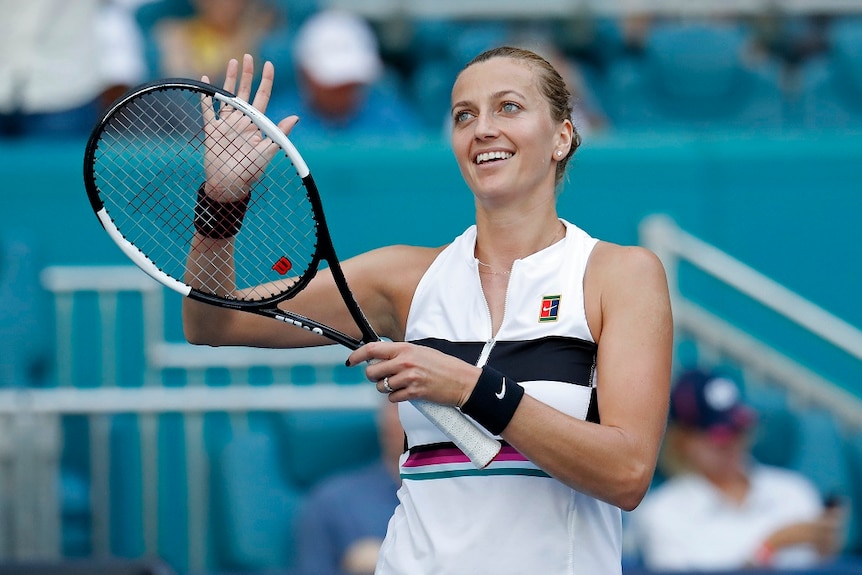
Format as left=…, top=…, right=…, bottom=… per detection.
left=82, top=78, right=501, bottom=468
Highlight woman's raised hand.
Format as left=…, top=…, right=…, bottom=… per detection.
left=200, top=54, right=299, bottom=202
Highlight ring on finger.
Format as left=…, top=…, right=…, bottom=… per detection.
left=382, top=377, right=393, bottom=394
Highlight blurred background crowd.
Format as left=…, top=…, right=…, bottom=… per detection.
left=1, top=1, right=861, bottom=575
left=2, top=0, right=861, bottom=144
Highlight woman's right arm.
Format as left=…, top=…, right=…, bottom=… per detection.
left=184, top=241, right=438, bottom=349
left=182, top=54, right=297, bottom=346
left=182, top=54, right=438, bottom=351
left=183, top=233, right=262, bottom=346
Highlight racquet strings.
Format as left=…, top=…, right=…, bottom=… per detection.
left=90, top=85, right=319, bottom=303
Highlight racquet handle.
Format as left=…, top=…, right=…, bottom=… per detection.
left=369, top=359, right=500, bottom=468
left=410, top=399, right=501, bottom=469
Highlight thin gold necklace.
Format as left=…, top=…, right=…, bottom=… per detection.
left=475, top=223, right=565, bottom=276
left=476, top=259, right=510, bottom=275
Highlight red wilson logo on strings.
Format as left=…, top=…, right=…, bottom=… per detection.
left=272, top=257, right=292, bottom=275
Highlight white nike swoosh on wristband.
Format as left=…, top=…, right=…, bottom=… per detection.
left=495, top=377, right=506, bottom=400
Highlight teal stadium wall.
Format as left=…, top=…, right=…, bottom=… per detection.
left=3, top=132, right=860, bottom=394
left=3, top=132, right=862, bottom=569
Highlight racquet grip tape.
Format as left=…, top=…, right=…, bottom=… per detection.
left=460, top=366, right=524, bottom=436
left=411, top=401, right=501, bottom=468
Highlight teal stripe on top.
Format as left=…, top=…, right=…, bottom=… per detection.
left=402, top=467, right=551, bottom=481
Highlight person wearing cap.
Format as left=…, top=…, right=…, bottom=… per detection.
left=626, top=368, right=845, bottom=571
left=267, top=9, right=420, bottom=141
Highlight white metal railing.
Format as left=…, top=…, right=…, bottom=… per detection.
left=640, top=214, right=862, bottom=428
left=0, top=266, right=379, bottom=573
left=10, top=220, right=862, bottom=569
left=0, top=384, right=382, bottom=417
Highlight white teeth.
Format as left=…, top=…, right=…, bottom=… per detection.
left=475, top=151, right=513, bottom=164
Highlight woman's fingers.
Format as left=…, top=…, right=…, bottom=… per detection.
left=251, top=60, right=275, bottom=112
left=236, top=54, right=255, bottom=101
left=200, top=75, right=216, bottom=125
left=277, top=115, right=300, bottom=136
left=217, top=56, right=278, bottom=118
left=221, top=59, right=239, bottom=93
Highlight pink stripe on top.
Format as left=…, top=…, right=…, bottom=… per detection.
left=404, top=445, right=528, bottom=468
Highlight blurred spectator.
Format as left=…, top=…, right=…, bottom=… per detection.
left=150, top=0, right=278, bottom=83
left=99, top=0, right=151, bottom=105
left=293, top=400, right=402, bottom=575
left=618, top=12, right=655, bottom=54
left=564, top=59, right=609, bottom=137
left=267, top=9, right=421, bottom=143
left=0, top=0, right=146, bottom=139
left=750, top=12, right=831, bottom=67
left=514, top=37, right=609, bottom=137
left=626, top=368, right=846, bottom=571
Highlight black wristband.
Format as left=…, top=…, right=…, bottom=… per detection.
left=193, top=183, right=250, bottom=239
left=460, top=366, right=524, bottom=435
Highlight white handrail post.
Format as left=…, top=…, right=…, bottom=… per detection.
left=638, top=214, right=862, bottom=429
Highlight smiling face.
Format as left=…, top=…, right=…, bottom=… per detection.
left=450, top=53, right=574, bottom=206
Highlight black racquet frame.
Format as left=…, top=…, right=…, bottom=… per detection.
left=82, top=79, right=501, bottom=468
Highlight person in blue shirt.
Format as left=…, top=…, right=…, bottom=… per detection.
left=267, top=9, right=421, bottom=143
left=293, top=400, right=403, bottom=575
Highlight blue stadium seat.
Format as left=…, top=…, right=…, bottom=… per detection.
left=59, top=469, right=92, bottom=557
left=842, top=432, right=862, bottom=554
left=409, top=18, right=510, bottom=71
left=604, top=22, right=785, bottom=131
left=109, top=414, right=146, bottom=558
left=797, top=18, right=862, bottom=130
left=264, top=0, right=319, bottom=32
left=671, top=337, right=702, bottom=373
left=134, top=0, right=193, bottom=35
left=211, top=432, right=304, bottom=571
left=449, top=20, right=512, bottom=68
left=276, top=410, right=380, bottom=489
left=407, top=19, right=510, bottom=134
left=550, top=16, right=627, bottom=70
left=258, top=29, right=297, bottom=91
left=408, top=18, right=466, bottom=64
left=410, top=58, right=458, bottom=133
left=0, top=230, right=51, bottom=388
left=746, top=385, right=800, bottom=469
left=786, top=407, right=852, bottom=503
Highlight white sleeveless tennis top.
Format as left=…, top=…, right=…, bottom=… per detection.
left=375, top=220, right=623, bottom=575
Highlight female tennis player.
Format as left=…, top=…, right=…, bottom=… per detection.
left=184, top=47, right=673, bottom=574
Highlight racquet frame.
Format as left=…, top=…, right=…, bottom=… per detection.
left=83, top=79, right=501, bottom=468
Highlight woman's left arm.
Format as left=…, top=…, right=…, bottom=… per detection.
left=502, top=244, right=673, bottom=510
